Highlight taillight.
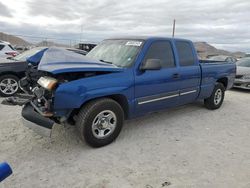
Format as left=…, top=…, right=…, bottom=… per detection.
left=5, top=52, right=18, bottom=57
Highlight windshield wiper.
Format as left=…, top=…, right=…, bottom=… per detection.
left=99, top=59, right=113, bottom=64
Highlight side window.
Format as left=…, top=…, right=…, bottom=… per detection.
left=0, top=45, right=4, bottom=50
left=176, top=41, right=195, bottom=66
left=144, top=41, right=175, bottom=68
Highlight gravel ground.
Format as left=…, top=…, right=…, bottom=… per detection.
left=1, top=89, right=250, bottom=188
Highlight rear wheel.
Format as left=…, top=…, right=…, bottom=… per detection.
left=0, top=74, right=20, bottom=97
left=204, top=82, right=225, bottom=110
left=76, top=98, right=124, bottom=147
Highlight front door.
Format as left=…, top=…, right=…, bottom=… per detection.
left=134, top=40, right=180, bottom=115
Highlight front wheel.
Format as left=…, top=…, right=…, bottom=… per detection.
left=76, top=98, right=124, bottom=147
left=0, top=74, right=20, bottom=97
left=204, top=82, right=225, bottom=110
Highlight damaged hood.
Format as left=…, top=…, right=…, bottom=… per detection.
left=37, top=47, right=123, bottom=74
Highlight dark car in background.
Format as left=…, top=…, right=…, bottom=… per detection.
left=67, top=48, right=87, bottom=56
left=0, top=47, right=87, bottom=97
left=234, top=57, right=250, bottom=90
left=0, top=47, right=46, bottom=97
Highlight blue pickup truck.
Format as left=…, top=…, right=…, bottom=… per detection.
left=21, top=37, right=236, bottom=147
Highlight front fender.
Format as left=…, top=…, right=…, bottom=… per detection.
left=53, top=70, right=134, bottom=116
left=54, top=85, right=131, bottom=109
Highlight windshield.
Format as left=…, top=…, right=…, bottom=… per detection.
left=237, top=58, right=250, bottom=67
left=13, top=47, right=46, bottom=61
left=86, top=39, right=143, bottom=67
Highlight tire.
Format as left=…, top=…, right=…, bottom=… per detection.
left=76, top=98, right=124, bottom=147
left=204, top=82, right=225, bottom=110
left=0, top=74, right=20, bottom=97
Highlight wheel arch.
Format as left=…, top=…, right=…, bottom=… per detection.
left=216, top=77, right=228, bottom=89
left=69, top=94, right=130, bottom=124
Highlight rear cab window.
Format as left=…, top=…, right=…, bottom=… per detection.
left=175, top=41, right=195, bottom=66
left=143, top=40, right=175, bottom=68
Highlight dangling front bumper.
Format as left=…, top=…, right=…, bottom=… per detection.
left=21, top=103, right=55, bottom=137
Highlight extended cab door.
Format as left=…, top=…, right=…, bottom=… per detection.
left=134, top=40, right=180, bottom=115
left=174, top=40, right=201, bottom=105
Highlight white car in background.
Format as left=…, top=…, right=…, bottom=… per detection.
left=0, top=41, right=19, bottom=59
left=208, top=55, right=237, bottom=63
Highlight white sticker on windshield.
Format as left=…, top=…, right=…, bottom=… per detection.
left=126, top=41, right=142, bottom=46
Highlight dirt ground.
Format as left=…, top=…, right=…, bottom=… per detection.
left=1, top=89, right=250, bottom=188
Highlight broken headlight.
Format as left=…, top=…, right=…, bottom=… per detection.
left=37, top=76, right=58, bottom=91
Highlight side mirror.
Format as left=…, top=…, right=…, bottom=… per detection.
left=141, top=59, right=162, bottom=71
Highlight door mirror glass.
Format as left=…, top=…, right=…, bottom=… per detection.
left=141, top=59, right=162, bottom=71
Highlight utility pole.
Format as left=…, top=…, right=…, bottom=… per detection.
left=80, top=25, right=83, bottom=42
left=172, top=19, right=176, bottom=38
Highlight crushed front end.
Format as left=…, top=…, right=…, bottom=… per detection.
left=18, top=47, right=123, bottom=137
left=21, top=76, right=59, bottom=137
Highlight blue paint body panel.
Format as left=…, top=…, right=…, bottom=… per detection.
left=38, top=37, right=236, bottom=119
left=53, top=69, right=135, bottom=116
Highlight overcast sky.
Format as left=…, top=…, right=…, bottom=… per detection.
left=0, top=0, right=250, bottom=52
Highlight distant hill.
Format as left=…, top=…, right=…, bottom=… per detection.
left=0, top=32, right=30, bottom=46
left=36, top=40, right=70, bottom=48
left=194, top=42, right=245, bottom=59
left=0, top=32, right=70, bottom=48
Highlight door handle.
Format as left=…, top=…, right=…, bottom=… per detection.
left=172, top=73, right=180, bottom=79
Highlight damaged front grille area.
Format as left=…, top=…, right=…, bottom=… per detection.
left=31, top=87, right=54, bottom=117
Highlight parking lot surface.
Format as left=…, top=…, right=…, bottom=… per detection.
left=1, top=89, right=250, bottom=188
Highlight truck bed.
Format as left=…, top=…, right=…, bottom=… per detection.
left=198, top=61, right=236, bottom=99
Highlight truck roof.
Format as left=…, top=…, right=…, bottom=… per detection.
left=107, top=36, right=192, bottom=43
